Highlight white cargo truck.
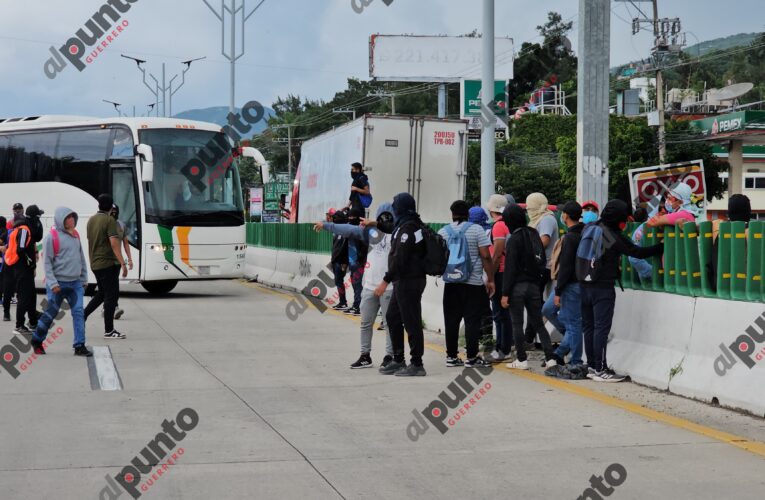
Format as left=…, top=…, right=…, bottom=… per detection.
left=294, top=114, right=468, bottom=223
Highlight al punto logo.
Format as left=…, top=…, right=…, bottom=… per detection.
left=714, top=311, right=765, bottom=376
left=44, top=0, right=141, bottom=79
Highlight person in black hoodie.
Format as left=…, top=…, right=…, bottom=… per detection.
left=330, top=210, right=350, bottom=310
left=549, top=201, right=585, bottom=367
left=501, top=204, right=556, bottom=370
left=582, top=199, right=663, bottom=382
left=378, top=192, right=428, bottom=377
left=9, top=211, right=41, bottom=334
left=0, top=216, right=8, bottom=321
left=344, top=208, right=369, bottom=316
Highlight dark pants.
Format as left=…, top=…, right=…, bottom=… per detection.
left=386, top=277, right=426, bottom=366
left=332, top=262, right=347, bottom=306
left=443, top=282, right=489, bottom=359
left=349, top=262, right=364, bottom=309
left=14, top=266, right=38, bottom=328
left=491, top=271, right=513, bottom=354
left=84, top=265, right=120, bottom=333
left=581, top=286, right=616, bottom=372
left=509, top=281, right=553, bottom=362
left=2, top=265, right=15, bottom=318
left=525, top=268, right=551, bottom=342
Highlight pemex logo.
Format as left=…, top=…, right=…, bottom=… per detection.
left=711, top=119, right=719, bottom=135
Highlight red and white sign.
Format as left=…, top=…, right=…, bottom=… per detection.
left=628, top=160, right=706, bottom=215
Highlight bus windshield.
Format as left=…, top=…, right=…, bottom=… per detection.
left=139, top=129, right=244, bottom=226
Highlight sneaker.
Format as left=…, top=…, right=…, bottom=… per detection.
left=544, top=359, right=558, bottom=369
left=10, top=297, right=17, bottom=305
left=591, top=368, right=627, bottom=383
left=379, top=359, right=406, bottom=375
left=31, top=340, right=46, bottom=355
left=350, top=353, right=373, bottom=369
left=104, top=330, right=126, bottom=339
left=2, top=315, right=10, bottom=322
left=344, top=306, right=360, bottom=316
left=73, top=344, right=93, bottom=357
left=586, top=366, right=598, bottom=379
left=445, top=356, right=464, bottom=367
left=114, top=308, right=124, bottom=320
left=377, top=323, right=386, bottom=331
left=14, top=325, right=32, bottom=336
left=395, top=364, right=426, bottom=377
left=332, top=303, right=349, bottom=311
left=506, top=359, right=529, bottom=370
left=488, top=350, right=508, bottom=362
left=465, top=356, right=491, bottom=367
left=379, top=355, right=393, bottom=371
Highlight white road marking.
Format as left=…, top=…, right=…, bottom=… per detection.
left=92, top=346, right=123, bottom=391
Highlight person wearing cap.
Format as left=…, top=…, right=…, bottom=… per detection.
left=546, top=201, right=585, bottom=371
left=646, top=182, right=699, bottom=229
left=8, top=209, right=42, bottom=334
left=8, top=203, right=23, bottom=231
left=0, top=216, right=9, bottom=321
left=485, top=194, right=512, bottom=362
left=438, top=200, right=495, bottom=368
left=582, top=200, right=600, bottom=224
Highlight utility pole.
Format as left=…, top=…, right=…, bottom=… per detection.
left=653, top=0, right=666, bottom=162
left=480, top=0, right=495, bottom=206
left=332, top=108, right=356, bottom=121
left=102, top=100, right=123, bottom=117
left=122, top=55, right=202, bottom=117
left=203, top=0, right=268, bottom=114
left=273, top=124, right=295, bottom=180
left=367, top=90, right=396, bottom=115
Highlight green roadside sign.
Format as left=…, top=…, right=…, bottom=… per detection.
left=264, top=181, right=291, bottom=211
left=460, top=80, right=508, bottom=118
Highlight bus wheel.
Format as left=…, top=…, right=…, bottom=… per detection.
left=141, top=280, right=178, bottom=295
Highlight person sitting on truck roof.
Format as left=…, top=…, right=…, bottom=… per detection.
left=346, top=162, right=371, bottom=213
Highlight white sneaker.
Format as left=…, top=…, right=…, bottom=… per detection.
left=545, top=359, right=558, bottom=368
left=506, top=359, right=529, bottom=370
left=489, top=350, right=509, bottom=362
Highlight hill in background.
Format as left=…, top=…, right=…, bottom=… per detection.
left=173, top=105, right=274, bottom=134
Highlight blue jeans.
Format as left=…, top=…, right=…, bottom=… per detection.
left=349, top=262, right=365, bottom=309
left=542, top=291, right=565, bottom=335
left=581, top=286, right=616, bottom=372
left=554, top=283, right=583, bottom=365
left=33, top=281, right=86, bottom=347
left=629, top=256, right=653, bottom=282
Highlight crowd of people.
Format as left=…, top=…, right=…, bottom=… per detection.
left=0, top=194, right=130, bottom=357
left=312, top=168, right=750, bottom=382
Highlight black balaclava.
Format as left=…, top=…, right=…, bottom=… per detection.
left=392, top=192, right=417, bottom=228
left=728, top=194, right=752, bottom=223
left=600, top=199, right=630, bottom=230
left=502, top=204, right=526, bottom=232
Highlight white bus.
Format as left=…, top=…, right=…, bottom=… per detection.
left=0, top=115, right=265, bottom=294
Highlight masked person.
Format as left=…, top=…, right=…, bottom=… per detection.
left=378, top=193, right=428, bottom=377
left=315, top=203, right=395, bottom=370
left=31, top=207, right=92, bottom=356
left=0, top=216, right=9, bottom=321
left=6, top=208, right=43, bottom=335
left=525, top=193, right=558, bottom=346
left=485, top=194, right=513, bottom=362
left=582, top=200, right=600, bottom=224
left=342, top=208, right=368, bottom=316
left=328, top=210, right=349, bottom=311
left=346, top=162, right=371, bottom=213
left=579, top=200, right=664, bottom=382
left=645, top=182, right=699, bottom=229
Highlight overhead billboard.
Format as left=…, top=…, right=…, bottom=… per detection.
left=628, top=160, right=706, bottom=216
left=369, top=35, right=514, bottom=82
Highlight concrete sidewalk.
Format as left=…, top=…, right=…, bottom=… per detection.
left=0, top=280, right=763, bottom=499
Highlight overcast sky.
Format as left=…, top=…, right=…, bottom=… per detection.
left=0, top=0, right=762, bottom=119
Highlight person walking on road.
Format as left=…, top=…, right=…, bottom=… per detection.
left=6, top=209, right=42, bottom=335
left=485, top=194, right=512, bottom=362
left=315, top=203, right=396, bottom=370
left=31, top=207, right=92, bottom=357
left=84, top=194, right=128, bottom=339
left=438, top=201, right=495, bottom=368
left=378, top=193, right=428, bottom=377
left=107, top=204, right=132, bottom=320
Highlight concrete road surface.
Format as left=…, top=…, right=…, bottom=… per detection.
left=0, top=280, right=763, bottom=499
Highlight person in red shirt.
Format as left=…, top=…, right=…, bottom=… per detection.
left=485, top=194, right=512, bottom=362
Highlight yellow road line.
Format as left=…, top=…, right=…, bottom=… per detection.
left=244, top=281, right=765, bottom=459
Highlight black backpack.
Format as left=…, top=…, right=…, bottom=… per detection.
left=527, top=228, right=548, bottom=281
left=420, top=224, right=449, bottom=277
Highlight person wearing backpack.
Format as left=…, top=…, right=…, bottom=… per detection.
left=438, top=201, right=495, bottom=368
left=346, top=162, right=372, bottom=213
left=0, top=216, right=8, bottom=320
left=486, top=194, right=513, bottom=362
left=547, top=201, right=585, bottom=369
left=6, top=210, right=42, bottom=335
left=577, top=199, right=664, bottom=382
left=501, top=204, right=557, bottom=370
left=378, top=193, right=429, bottom=377
left=30, top=207, right=92, bottom=357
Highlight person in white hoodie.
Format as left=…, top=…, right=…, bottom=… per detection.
left=315, top=202, right=395, bottom=370
left=31, top=207, right=91, bottom=357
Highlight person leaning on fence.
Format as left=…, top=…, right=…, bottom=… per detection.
left=578, top=200, right=664, bottom=382
left=314, top=202, right=396, bottom=370
left=708, top=194, right=752, bottom=291
left=31, top=207, right=92, bottom=357
left=439, top=201, right=495, bottom=368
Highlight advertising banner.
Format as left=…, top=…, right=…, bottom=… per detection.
left=628, top=160, right=706, bottom=216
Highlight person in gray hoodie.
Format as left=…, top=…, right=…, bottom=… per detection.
left=315, top=202, right=395, bottom=370
left=31, top=207, right=92, bottom=357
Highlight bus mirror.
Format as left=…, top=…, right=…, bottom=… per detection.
left=136, top=144, right=154, bottom=182
left=239, top=146, right=269, bottom=183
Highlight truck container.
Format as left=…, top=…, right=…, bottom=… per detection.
left=293, top=114, right=468, bottom=223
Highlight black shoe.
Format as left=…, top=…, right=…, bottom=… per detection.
left=379, top=355, right=393, bottom=371
left=73, top=344, right=93, bottom=357
left=464, top=356, right=490, bottom=368
left=445, top=356, right=464, bottom=367
left=395, top=364, right=426, bottom=377
left=350, top=353, right=373, bottom=369
left=104, top=330, right=126, bottom=339
left=31, top=339, right=46, bottom=355
left=379, top=359, right=406, bottom=375
left=332, top=303, right=349, bottom=310
left=344, top=306, right=361, bottom=316
left=3, top=315, right=10, bottom=322
left=14, top=325, right=32, bottom=336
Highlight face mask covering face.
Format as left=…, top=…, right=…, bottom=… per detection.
left=664, top=202, right=676, bottom=214
left=583, top=211, right=598, bottom=224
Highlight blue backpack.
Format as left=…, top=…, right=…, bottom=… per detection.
left=359, top=192, right=373, bottom=209
left=443, top=223, right=473, bottom=283
left=575, top=222, right=607, bottom=283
